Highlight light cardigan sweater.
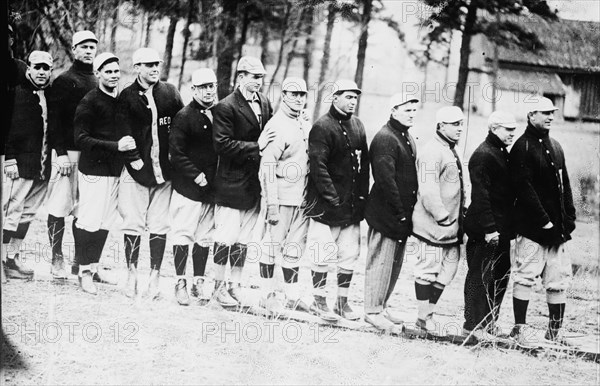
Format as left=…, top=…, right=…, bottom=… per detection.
left=411, top=132, right=466, bottom=246
left=259, top=103, right=310, bottom=207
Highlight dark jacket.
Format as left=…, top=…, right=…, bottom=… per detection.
left=74, top=87, right=124, bottom=176
left=6, top=78, right=53, bottom=180
left=169, top=99, right=217, bottom=203
left=49, top=60, right=98, bottom=155
left=212, top=88, right=273, bottom=210
left=116, top=79, right=184, bottom=187
left=365, top=118, right=418, bottom=240
left=464, top=132, right=514, bottom=241
left=509, top=124, right=576, bottom=246
left=306, top=105, right=370, bottom=227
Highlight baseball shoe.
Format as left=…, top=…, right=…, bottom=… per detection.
left=92, top=269, right=118, bottom=285
left=365, top=312, right=396, bottom=332
left=5, top=254, right=34, bottom=279
left=544, top=329, right=573, bottom=347
left=260, top=292, right=285, bottom=316
left=213, top=280, right=238, bottom=307
left=334, top=296, right=360, bottom=321
left=124, top=267, right=138, bottom=298
left=50, top=253, right=68, bottom=279
left=286, top=298, right=311, bottom=313
left=190, top=277, right=204, bottom=299
left=509, top=324, right=541, bottom=348
left=79, top=271, right=97, bottom=295
left=416, top=314, right=438, bottom=334
left=228, top=283, right=243, bottom=304
left=383, top=308, right=404, bottom=325
left=175, top=278, right=190, bottom=306
left=310, top=295, right=339, bottom=322
left=147, top=269, right=161, bottom=300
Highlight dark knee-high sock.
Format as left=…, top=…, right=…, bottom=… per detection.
left=259, top=262, right=275, bottom=279
left=430, top=283, right=445, bottom=305
left=149, top=233, right=167, bottom=270
left=311, top=270, right=327, bottom=296
left=47, top=214, right=65, bottom=256
left=282, top=267, right=299, bottom=284
left=415, top=281, right=432, bottom=319
left=91, top=229, right=109, bottom=265
left=191, top=244, right=209, bottom=277
left=337, top=271, right=353, bottom=297
left=124, top=234, right=141, bottom=268
left=173, top=245, right=189, bottom=276
left=547, top=303, right=565, bottom=338
left=513, top=297, right=529, bottom=325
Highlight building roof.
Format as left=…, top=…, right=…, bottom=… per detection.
left=490, top=15, right=600, bottom=72
left=496, top=68, right=566, bottom=95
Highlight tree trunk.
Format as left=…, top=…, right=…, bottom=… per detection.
left=178, top=0, right=197, bottom=89
left=453, top=0, right=478, bottom=108
left=237, top=5, right=250, bottom=60
left=354, top=0, right=372, bottom=115
left=161, top=16, right=178, bottom=82
left=216, top=0, right=238, bottom=100
left=260, top=20, right=270, bottom=65
left=313, top=3, right=336, bottom=122
left=303, top=5, right=315, bottom=87
left=144, top=13, right=153, bottom=47
left=267, top=3, right=293, bottom=95
left=110, top=0, right=120, bottom=54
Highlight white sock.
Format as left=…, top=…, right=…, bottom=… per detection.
left=417, top=300, right=430, bottom=320
left=90, top=263, right=99, bottom=274
left=5, top=238, right=23, bottom=260
left=230, top=266, right=243, bottom=285
left=79, top=264, right=91, bottom=277
left=214, top=264, right=227, bottom=282
left=285, top=282, right=300, bottom=301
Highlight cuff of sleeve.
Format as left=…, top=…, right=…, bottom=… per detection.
left=55, top=148, right=67, bottom=157
left=194, top=174, right=204, bottom=184
left=4, top=158, right=17, bottom=166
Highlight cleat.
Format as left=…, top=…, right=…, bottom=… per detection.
left=175, top=278, right=190, bottom=306
left=310, top=295, right=339, bottom=322
left=334, top=296, right=360, bottom=321
left=5, top=254, right=34, bottom=279
left=50, top=253, right=68, bottom=279
left=79, top=271, right=98, bottom=295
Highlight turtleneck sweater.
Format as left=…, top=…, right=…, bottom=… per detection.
left=259, top=102, right=310, bottom=207
left=50, top=60, right=98, bottom=155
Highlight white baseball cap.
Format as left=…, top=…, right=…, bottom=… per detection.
left=282, top=77, right=308, bottom=93
left=436, top=106, right=464, bottom=124
left=237, top=56, right=266, bottom=75
left=389, top=92, right=419, bottom=110
left=528, top=96, right=558, bottom=113
left=93, top=52, right=119, bottom=72
left=132, top=47, right=163, bottom=65
left=72, top=30, right=98, bottom=47
left=488, top=110, right=517, bottom=128
left=192, top=68, right=217, bottom=85
left=334, top=79, right=361, bottom=95
left=29, top=51, right=53, bottom=66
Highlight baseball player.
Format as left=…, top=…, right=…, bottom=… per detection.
left=257, top=77, right=311, bottom=314
left=169, top=68, right=218, bottom=306
left=211, top=56, right=274, bottom=306
left=116, top=47, right=184, bottom=299
left=508, top=97, right=576, bottom=346
left=305, top=79, right=370, bottom=322
left=46, top=30, right=98, bottom=277
left=463, top=111, right=516, bottom=338
left=410, top=106, right=466, bottom=333
left=3, top=51, right=54, bottom=280
left=363, top=92, right=419, bottom=331
left=72, top=52, right=132, bottom=294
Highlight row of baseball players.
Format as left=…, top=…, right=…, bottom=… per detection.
left=4, top=29, right=576, bottom=345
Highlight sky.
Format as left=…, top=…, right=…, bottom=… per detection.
left=547, top=0, right=600, bottom=22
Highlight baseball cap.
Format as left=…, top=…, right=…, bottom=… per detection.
left=192, top=68, right=217, bottom=85
left=93, top=52, right=119, bottom=72
left=436, top=106, right=464, bottom=124
left=528, top=96, right=558, bottom=113
left=132, top=47, right=163, bottom=65
left=72, top=30, right=98, bottom=47
left=29, top=51, right=53, bottom=67
left=237, top=56, right=266, bottom=75
left=389, top=92, right=419, bottom=110
left=334, top=79, right=361, bottom=95
left=282, top=77, right=308, bottom=93
left=488, top=110, right=517, bottom=128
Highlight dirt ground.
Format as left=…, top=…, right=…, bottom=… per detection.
left=2, top=211, right=599, bottom=385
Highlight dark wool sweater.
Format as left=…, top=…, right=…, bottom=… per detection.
left=116, top=79, right=184, bottom=187
left=49, top=60, right=98, bottom=155
left=464, top=132, right=515, bottom=241
left=169, top=99, right=217, bottom=203
left=74, top=87, right=124, bottom=176
left=509, top=124, right=576, bottom=246
left=365, top=118, right=418, bottom=240
left=6, top=77, right=53, bottom=180
left=306, top=105, right=370, bottom=227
